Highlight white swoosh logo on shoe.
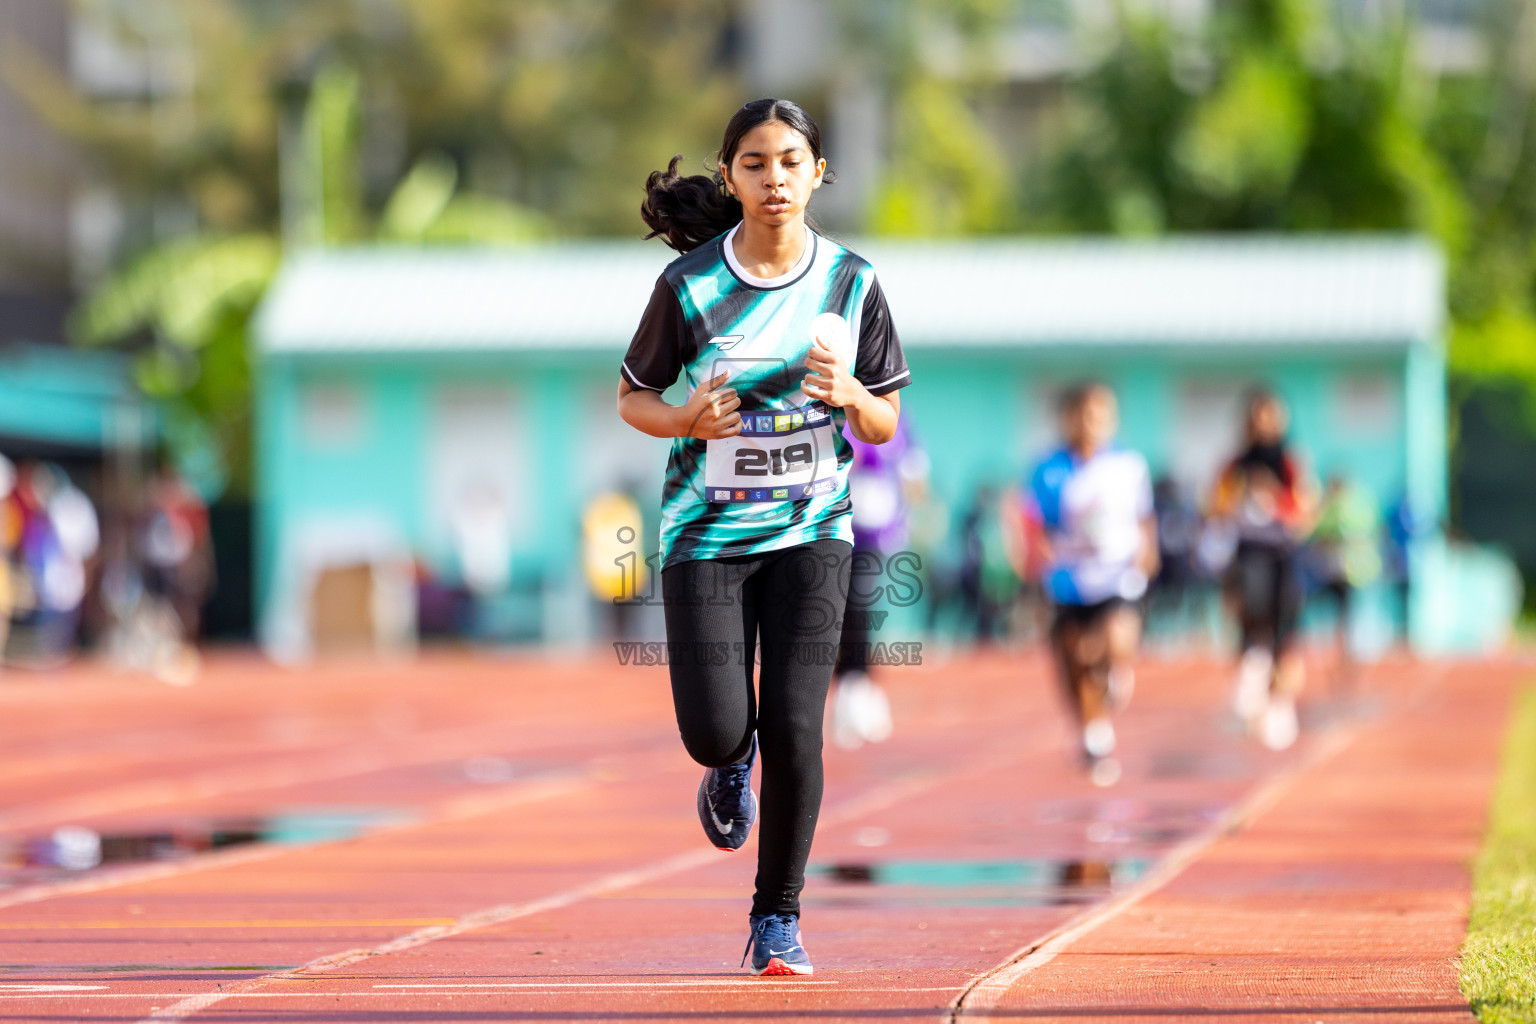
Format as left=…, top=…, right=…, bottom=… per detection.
left=706, top=795, right=733, bottom=835
left=767, top=947, right=801, bottom=957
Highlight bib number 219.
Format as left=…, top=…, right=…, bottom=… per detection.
left=705, top=417, right=837, bottom=502
left=736, top=443, right=814, bottom=477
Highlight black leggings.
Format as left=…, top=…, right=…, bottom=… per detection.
left=834, top=542, right=880, bottom=677
left=661, top=538, right=852, bottom=917
left=1230, top=541, right=1302, bottom=655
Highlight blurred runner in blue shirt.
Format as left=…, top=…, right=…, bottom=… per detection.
left=1024, top=383, right=1157, bottom=787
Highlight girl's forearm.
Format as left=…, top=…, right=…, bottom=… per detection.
left=1138, top=517, right=1161, bottom=577
left=843, top=389, right=899, bottom=444
left=618, top=385, right=685, bottom=439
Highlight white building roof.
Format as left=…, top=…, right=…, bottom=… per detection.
left=254, top=235, right=1443, bottom=355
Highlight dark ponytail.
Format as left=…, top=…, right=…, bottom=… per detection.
left=640, top=98, right=832, bottom=254
left=640, top=155, right=743, bottom=254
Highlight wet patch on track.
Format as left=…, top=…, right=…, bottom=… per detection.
left=0, top=809, right=409, bottom=889
left=809, top=857, right=1150, bottom=908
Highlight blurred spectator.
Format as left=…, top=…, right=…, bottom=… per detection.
left=415, top=561, right=472, bottom=640
left=1308, top=474, right=1383, bottom=689
left=1148, top=476, right=1203, bottom=641
left=1384, top=493, right=1429, bottom=645
left=450, top=479, right=514, bottom=598
left=907, top=466, right=955, bottom=640
left=142, top=464, right=215, bottom=642
left=582, top=488, right=648, bottom=639
left=101, top=462, right=210, bottom=684
left=0, top=454, right=15, bottom=662
left=956, top=485, right=1018, bottom=645
left=1, top=462, right=100, bottom=668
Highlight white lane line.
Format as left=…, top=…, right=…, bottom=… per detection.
left=1, top=987, right=966, bottom=999
left=137, top=736, right=1036, bottom=1024
left=948, top=724, right=1362, bottom=1020
left=373, top=980, right=839, bottom=988
left=135, top=847, right=754, bottom=1022
left=951, top=664, right=1454, bottom=1020
left=0, top=984, right=109, bottom=992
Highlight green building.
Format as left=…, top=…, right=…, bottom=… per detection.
left=251, top=236, right=1517, bottom=659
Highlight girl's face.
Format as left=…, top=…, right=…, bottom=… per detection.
left=1065, top=390, right=1118, bottom=454
left=720, top=120, right=825, bottom=228
left=1247, top=399, right=1287, bottom=444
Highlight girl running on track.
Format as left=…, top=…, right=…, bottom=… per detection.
left=1023, top=383, right=1157, bottom=787
left=617, top=99, right=910, bottom=976
left=1210, top=387, right=1318, bottom=750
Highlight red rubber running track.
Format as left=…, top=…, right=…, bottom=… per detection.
left=0, top=647, right=1520, bottom=1022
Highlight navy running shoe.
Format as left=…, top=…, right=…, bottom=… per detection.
left=697, top=734, right=757, bottom=851
left=742, top=913, right=813, bottom=976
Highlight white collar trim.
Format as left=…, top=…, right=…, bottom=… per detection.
left=723, top=222, right=815, bottom=288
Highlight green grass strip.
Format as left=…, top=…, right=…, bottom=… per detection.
left=1462, top=685, right=1536, bottom=1023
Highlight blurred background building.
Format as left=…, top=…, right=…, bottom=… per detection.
left=2, top=0, right=1532, bottom=666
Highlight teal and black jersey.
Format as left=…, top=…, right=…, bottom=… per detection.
left=622, top=224, right=911, bottom=571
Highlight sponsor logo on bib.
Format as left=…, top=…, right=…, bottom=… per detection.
left=705, top=404, right=839, bottom=504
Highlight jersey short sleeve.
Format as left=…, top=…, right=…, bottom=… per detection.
left=1132, top=453, right=1154, bottom=520
left=620, top=276, right=686, bottom=393
left=1028, top=450, right=1072, bottom=530
left=853, top=277, right=910, bottom=397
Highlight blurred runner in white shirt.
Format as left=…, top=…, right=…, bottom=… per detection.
left=1024, top=383, right=1158, bottom=787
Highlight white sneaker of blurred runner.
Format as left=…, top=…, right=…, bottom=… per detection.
left=1082, top=717, right=1116, bottom=760
left=1260, top=694, right=1299, bottom=751
left=833, top=673, right=893, bottom=748
left=858, top=679, right=893, bottom=743
left=1089, top=756, right=1122, bottom=787
left=833, top=675, right=867, bottom=750
left=1233, top=647, right=1273, bottom=723
left=1107, top=666, right=1136, bottom=711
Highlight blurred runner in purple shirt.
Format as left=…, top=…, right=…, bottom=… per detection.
left=833, top=416, right=928, bottom=749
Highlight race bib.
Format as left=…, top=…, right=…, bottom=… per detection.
left=706, top=405, right=839, bottom=503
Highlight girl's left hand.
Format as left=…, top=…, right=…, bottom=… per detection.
left=802, top=337, right=864, bottom=408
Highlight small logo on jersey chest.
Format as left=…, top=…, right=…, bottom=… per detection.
left=709, top=335, right=744, bottom=351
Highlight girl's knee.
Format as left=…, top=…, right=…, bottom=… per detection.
left=679, top=728, right=754, bottom=768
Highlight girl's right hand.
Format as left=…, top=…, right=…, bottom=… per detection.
left=681, top=372, right=742, bottom=439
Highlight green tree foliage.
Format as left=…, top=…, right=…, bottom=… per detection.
left=7, top=0, right=739, bottom=237
left=1024, top=0, right=1465, bottom=236
left=11, top=0, right=1535, bottom=491
left=69, top=233, right=279, bottom=496
left=833, top=0, right=1016, bottom=235
left=1022, top=0, right=1536, bottom=421
left=7, top=0, right=740, bottom=496
left=1428, top=0, right=1536, bottom=414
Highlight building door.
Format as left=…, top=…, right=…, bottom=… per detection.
left=425, top=386, right=526, bottom=595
